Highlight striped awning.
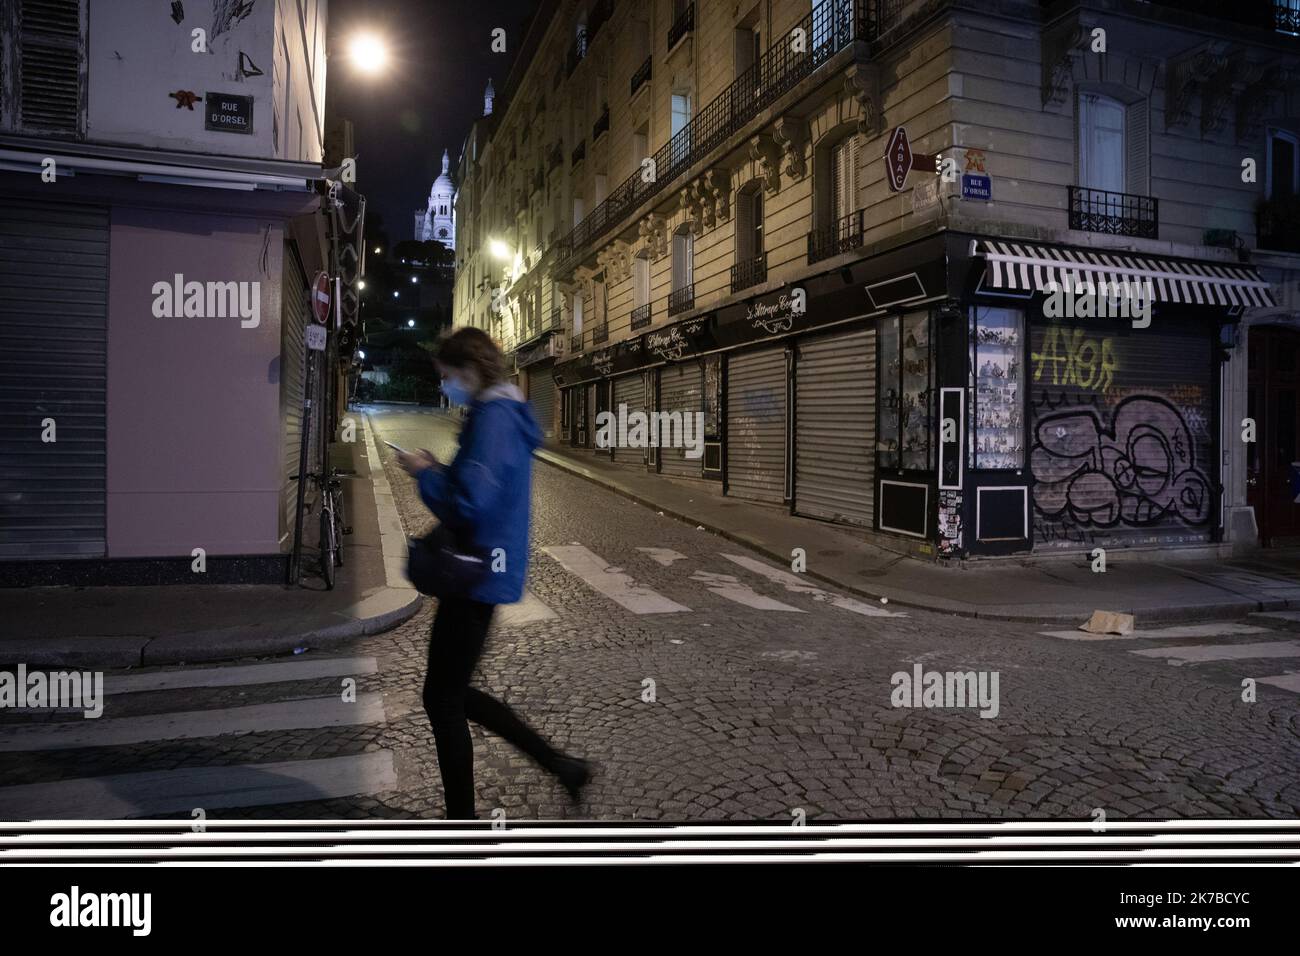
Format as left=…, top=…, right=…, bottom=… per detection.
left=971, top=239, right=1276, bottom=309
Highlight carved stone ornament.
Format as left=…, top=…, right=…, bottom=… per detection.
left=1040, top=19, right=1088, bottom=109
left=843, top=64, right=880, bottom=135
left=748, top=134, right=781, bottom=194
left=679, top=184, right=704, bottom=235
left=638, top=214, right=668, bottom=260
left=772, top=116, right=808, bottom=180
left=703, top=168, right=731, bottom=224
left=1165, top=45, right=1226, bottom=132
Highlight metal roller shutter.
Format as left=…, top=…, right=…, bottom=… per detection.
left=0, top=199, right=109, bottom=559
left=529, top=364, right=556, bottom=441
left=795, top=327, right=876, bottom=526
left=727, top=346, right=787, bottom=503
left=657, top=362, right=704, bottom=478
left=1028, top=318, right=1216, bottom=552
left=280, top=250, right=310, bottom=547
left=612, top=371, right=647, bottom=464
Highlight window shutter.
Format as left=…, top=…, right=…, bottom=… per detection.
left=18, top=0, right=82, bottom=134
left=1125, top=98, right=1149, bottom=196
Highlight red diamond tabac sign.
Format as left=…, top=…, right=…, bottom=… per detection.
left=886, top=126, right=912, bottom=193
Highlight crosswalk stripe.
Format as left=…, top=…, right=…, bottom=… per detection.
left=1258, top=673, right=1300, bottom=693
left=102, top=657, right=379, bottom=696
left=719, top=554, right=904, bottom=618
left=689, top=571, right=804, bottom=612
left=1040, top=623, right=1272, bottom=642
left=1130, top=641, right=1300, bottom=664
left=542, top=545, right=691, bottom=614
left=0, top=752, right=398, bottom=820
left=0, top=694, right=387, bottom=753
left=497, top=590, right=558, bottom=626
left=637, top=547, right=689, bottom=567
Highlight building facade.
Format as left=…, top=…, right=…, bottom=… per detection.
left=453, top=0, right=1300, bottom=558
left=0, top=0, right=349, bottom=584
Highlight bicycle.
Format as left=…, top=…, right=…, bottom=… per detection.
left=292, top=469, right=352, bottom=589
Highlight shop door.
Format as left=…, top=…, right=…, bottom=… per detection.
left=794, top=327, right=876, bottom=526
left=1248, top=326, right=1300, bottom=545
left=657, top=362, right=705, bottom=478
left=726, top=345, right=788, bottom=504
left=0, top=200, right=110, bottom=559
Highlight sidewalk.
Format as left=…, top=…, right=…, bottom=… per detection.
left=535, top=443, right=1300, bottom=625
left=0, top=415, right=422, bottom=669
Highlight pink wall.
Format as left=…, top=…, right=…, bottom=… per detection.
left=106, top=209, right=285, bottom=557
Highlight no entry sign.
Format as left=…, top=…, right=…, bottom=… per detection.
left=311, top=272, right=331, bottom=325
left=886, top=126, right=912, bottom=192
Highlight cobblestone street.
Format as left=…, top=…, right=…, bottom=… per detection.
left=2, top=406, right=1299, bottom=823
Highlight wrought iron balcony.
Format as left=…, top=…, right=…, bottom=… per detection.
left=550, top=308, right=563, bottom=330
left=566, top=28, right=588, bottom=76
left=668, top=3, right=695, bottom=50
left=571, top=333, right=584, bottom=353
left=1278, top=0, right=1300, bottom=35
left=731, top=253, right=768, bottom=293
left=593, top=321, right=609, bottom=344
left=1074, top=0, right=1299, bottom=33
left=1068, top=186, right=1158, bottom=240
left=807, top=208, right=865, bottom=264
left=631, top=303, right=651, bottom=329
left=572, top=141, right=586, bottom=167
left=557, top=0, right=875, bottom=275
left=668, top=284, right=695, bottom=316
left=630, top=56, right=652, bottom=97
left=593, top=107, right=610, bottom=141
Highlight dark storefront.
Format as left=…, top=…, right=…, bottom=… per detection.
left=552, top=231, right=1275, bottom=558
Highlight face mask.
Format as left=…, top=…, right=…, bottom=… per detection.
left=441, top=375, right=473, bottom=406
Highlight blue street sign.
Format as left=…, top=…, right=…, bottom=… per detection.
left=962, top=173, right=992, bottom=200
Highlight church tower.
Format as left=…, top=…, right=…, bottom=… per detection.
left=484, top=78, right=495, bottom=117
left=418, top=148, right=456, bottom=248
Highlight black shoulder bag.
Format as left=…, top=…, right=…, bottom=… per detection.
left=405, top=419, right=492, bottom=598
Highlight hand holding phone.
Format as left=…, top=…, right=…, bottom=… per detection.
left=383, top=440, right=407, bottom=454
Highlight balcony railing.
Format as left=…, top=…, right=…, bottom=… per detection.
left=807, top=208, right=865, bottom=264
left=1068, top=186, right=1159, bottom=240
left=1278, top=0, right=1300, bottom=34
left=1258, top=195, right=1300, bottom=252
left=668, top=284, right=695, bottom=316
left=550, top=308, right=563, bottom=330
left=593, top=321, right=609, bottom=344
left=630, top=56, right=652, bottom=96
left=1104, top=0, right=1299, bottom=32
left=571, top=333, right=584, bottom=353
left=593, top=107, right=610, bottom=141
left=558, top=0, right=873, bottom=274
left=566, top=28, right=588, bottom=76
left=668, top=3, right=695, bottom=50
left=631, top=303, right=652, bottom=329
left=731, top=253, right=768, bottom=293
left=572, top=141, right=586, bottom=167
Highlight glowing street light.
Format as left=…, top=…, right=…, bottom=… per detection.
left=489, top=239, right=511, bottom=260
left=407, top=319, right=415, bottom=328
left=348, top=34, right=389, bottom=75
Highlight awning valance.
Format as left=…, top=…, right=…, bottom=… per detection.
left=971, top=239, right=1276, bottom=309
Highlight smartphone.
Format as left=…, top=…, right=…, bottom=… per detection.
left=383, top=440, right=408, bottom=454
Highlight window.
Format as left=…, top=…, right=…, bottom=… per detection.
left=672, top=228, right=693, bottom=291
left=572, top=291, right=584, bottom=333
left=877, top=311, right=934, bottom=471
left=670, top=93, right=693, bottom=170
left=1267, top=129, right=1299, bottom=200
left=633, top=125, right=649, bottom=178
left=830, top=134, right=859, bottom=224
left=734, top=22, right=761, bottom=80
left=634, top=256, right=651, bottom=309
left=573, top=195, right=585, bottom=228
left=971, top=307, right=1024, bottom=470
left=1077, top=91, right=1149, bottom=196
left=736, top=184, right=764, bottom=260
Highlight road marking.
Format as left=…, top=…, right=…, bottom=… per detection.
left=1258, top=673, right=1300, bottom=693
left=497, top=590, right=558, bottom=626
left=689, top=571, right=804, bottom=612
left=0, top=694, right=387, bottom=753
left=1039, top=623, right=1272, bottom=642
left=637, top=547, right=689, bottom=566
left=542, top=545, right=691, bottom=614
left=719, top=554, right=904, bottom=618
left=1130, top=641, right=1300, bottom=665
left=0, top=752, right=398, bottom=820
left=102, top=657, right=379, bottom=696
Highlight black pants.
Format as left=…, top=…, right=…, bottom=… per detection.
left=422, top=596, right=564, bottom=819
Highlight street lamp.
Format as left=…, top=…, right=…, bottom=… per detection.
left=347, top=34, right=389, bottom=75
left=489, top=239, right=511, bottom=260
left=408, top=319, right=416, bottom=328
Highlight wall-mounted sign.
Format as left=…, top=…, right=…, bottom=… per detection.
left=311, top=272, right=331, bottom=324
left=961, top=174, right=992, bottom=201
left=305, top=324, right=327, bottom=352
left=205, top=92, right=254, bottom=134
left=744, top=290, right=799, bottom=336
left=885, top=126, right=912, bottom=192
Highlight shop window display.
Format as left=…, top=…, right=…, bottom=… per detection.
left=877, top=311, right=933, bottom=470
left=972, top=306, right=1023, bottom=470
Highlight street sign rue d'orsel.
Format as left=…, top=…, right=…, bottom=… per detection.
left=886, top=126, right=912, bottom=192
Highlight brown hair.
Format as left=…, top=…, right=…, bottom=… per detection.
left=432, top=326, right=505, bottom=385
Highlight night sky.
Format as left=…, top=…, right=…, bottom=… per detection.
left=326, top=0, right=540, bottom=242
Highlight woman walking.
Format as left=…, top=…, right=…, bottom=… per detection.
left=396, top=327, right=591, bottom=819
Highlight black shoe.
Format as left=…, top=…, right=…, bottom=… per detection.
left=552, top=755, right=593, bottom=803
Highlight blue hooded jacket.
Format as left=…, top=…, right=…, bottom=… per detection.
left=416, top=383, right=543, bottom=604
